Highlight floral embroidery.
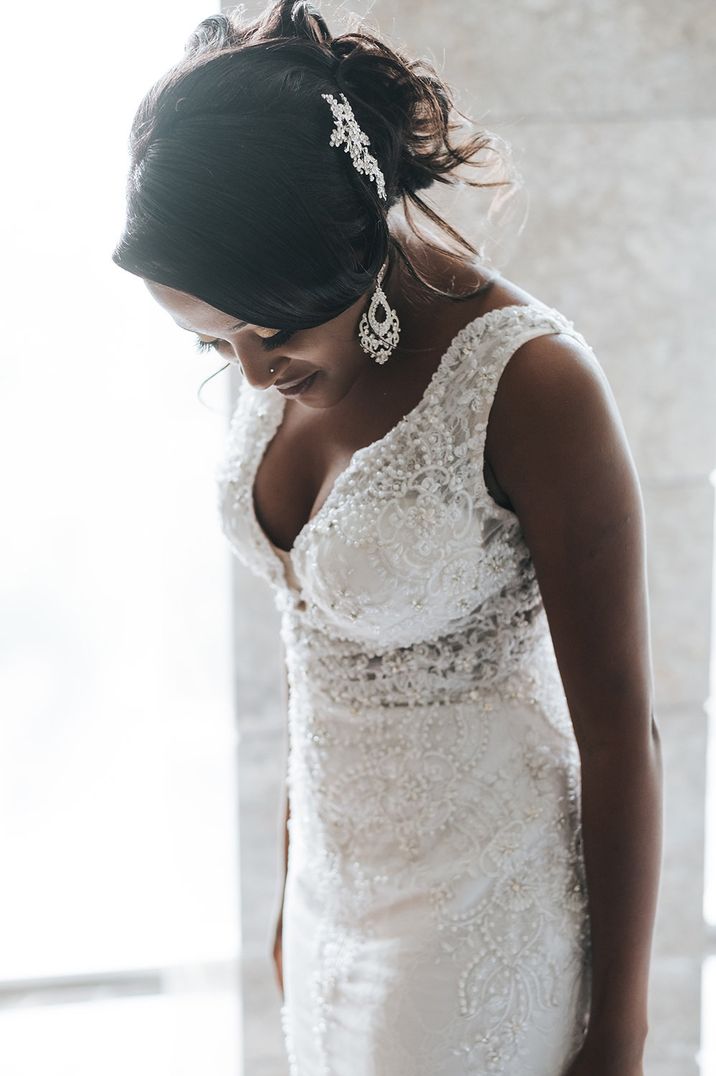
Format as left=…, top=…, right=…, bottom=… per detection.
left=217, top=304, right=595, bottom=1073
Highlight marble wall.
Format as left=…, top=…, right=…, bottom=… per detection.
left=227, top=2, right=716, bottom=1072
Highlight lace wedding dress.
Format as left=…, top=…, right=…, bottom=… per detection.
left=216, top=301, right=594, bottom=1075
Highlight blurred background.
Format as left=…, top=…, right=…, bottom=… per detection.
left=0, top=1, right=713, bottom=1074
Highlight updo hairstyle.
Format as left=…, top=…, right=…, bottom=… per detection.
left=112, top=0, right=516, bottom=332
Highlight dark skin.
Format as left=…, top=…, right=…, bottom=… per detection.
left=145, top=220, right=521, bottom=550
left=145, top=220, right=663, bottom=1075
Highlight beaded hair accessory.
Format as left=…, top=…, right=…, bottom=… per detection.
left=320, top=91, right=387, bottom=201
left=320, top=88, right=399, bottom=363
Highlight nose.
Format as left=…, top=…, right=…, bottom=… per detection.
left=230, top=345, right=285, bottom=390
left=237, top=360, right=283, bottom=389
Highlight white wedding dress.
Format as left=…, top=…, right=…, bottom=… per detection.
left=216, top=301, right=594, bottom=1075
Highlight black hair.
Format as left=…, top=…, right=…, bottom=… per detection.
left=112, top=0, right=518, bottom=332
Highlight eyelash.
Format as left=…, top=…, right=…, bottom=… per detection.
left=193, top=338, right=219, bottom=354
left=193, top=329, right=294, bottom=354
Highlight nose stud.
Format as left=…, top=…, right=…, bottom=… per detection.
left=238, top=365, right=274, bottom=381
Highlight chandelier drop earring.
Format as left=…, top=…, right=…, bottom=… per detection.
left=358, top=258, right=401, bottom=365
left=320, top=91, right=400, bottom=364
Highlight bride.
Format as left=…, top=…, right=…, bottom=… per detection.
left=112, top=2, right=663, bottom=1073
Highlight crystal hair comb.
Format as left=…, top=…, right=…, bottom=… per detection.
left=320, top=91, right=387, bottom=201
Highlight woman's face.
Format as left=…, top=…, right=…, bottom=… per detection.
left=143, top=278, right=375, bottom=410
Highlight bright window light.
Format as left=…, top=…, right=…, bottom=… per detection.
left=0, top=0, right=239, bottom=985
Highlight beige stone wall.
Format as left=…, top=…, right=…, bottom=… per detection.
left=227, top=3, right=716, bottom=1072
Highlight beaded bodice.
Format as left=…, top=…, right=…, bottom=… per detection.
left=216, top=301, right=594, bottom=1074
left=216, top=302, right=593, bottom=664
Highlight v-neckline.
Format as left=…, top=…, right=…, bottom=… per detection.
left=248, top=302, right=543, bottom=579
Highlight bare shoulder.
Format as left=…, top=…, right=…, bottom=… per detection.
left=492, top=330, right=615, bottom=436
left=485, top=329, right=637, bottom=525
left=481, top=328, right=655, bottom=754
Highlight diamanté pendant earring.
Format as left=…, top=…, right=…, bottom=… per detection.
left=358, top=258, right=400, bottom=365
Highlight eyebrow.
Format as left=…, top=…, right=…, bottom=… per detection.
left=176, top=318, right=246, bottom=333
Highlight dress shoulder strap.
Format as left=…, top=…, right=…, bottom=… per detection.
left=469, top=302, right=598, bottom=425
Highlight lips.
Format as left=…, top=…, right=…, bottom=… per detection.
left=276, top=371, right=317, bottom=396
left=276, top=372, right=310, bottom=390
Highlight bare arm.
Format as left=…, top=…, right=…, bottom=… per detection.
left=272, top=648, right=291, bottom=997
left=280, top=647, right=290, bottom=900
left=275, top=782, right=289, bottom=939
left=487, top=332, right=663, bottom=1068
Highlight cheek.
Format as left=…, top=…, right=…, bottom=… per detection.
left=314, top=336, right=363, bottom=374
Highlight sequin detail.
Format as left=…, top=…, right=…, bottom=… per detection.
left=217, top=303, right=594, bottom=1074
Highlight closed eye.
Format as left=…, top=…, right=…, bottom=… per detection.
left=193, top=337, right=220, bottom=354
left=258, top=329, right=294, bottom=352
left=193, top=329, right=294, bottom=354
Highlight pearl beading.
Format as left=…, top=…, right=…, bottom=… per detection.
left=216, top=303, right=597, bottom=1072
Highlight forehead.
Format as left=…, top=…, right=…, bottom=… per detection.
left=142, top=279, right=245, bottom=333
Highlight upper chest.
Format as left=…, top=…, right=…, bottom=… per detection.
left=252, top=357, right=427, bottom=552
left=252, top=411, right=510, bottom=554
left=252, top=323, right=513, bottom=555
left=220, top=349, right=528, bottom=648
